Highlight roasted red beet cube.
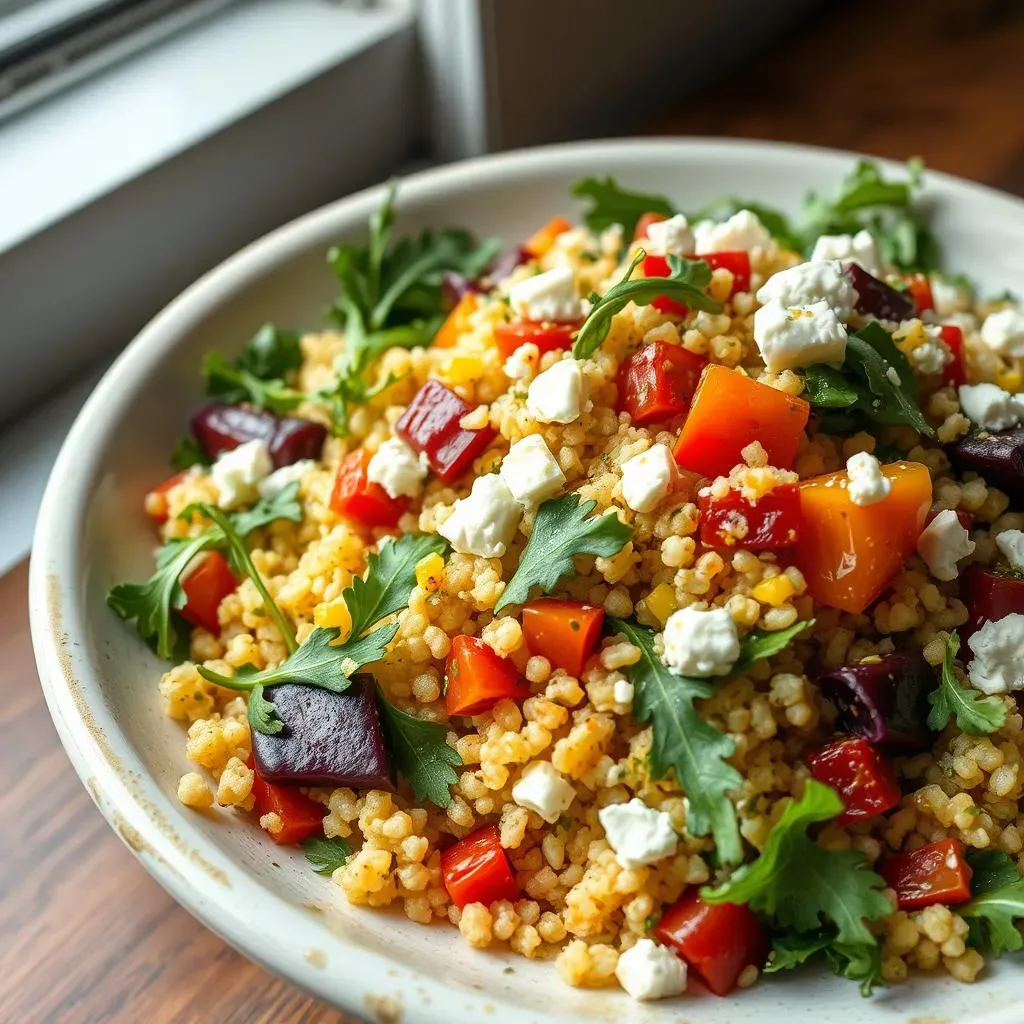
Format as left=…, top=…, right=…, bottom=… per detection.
left=948, top=428, right=1024, bottom=504
left=961, top=564, right=1024, bottom=641
left=617, top=341, right=707, bottom=426
left=844, top=263, right=914, bottom=322
left=396, top=379, right=496, bottom=483
left=270, top=417, right=327, bottom=468
left=192, top=403, right=277, bottom=460
left=698, top=484, right=802, bottom=550
left=251, top=677, right=394, bottom=790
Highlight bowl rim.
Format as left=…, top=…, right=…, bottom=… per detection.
left=28, top=136, right=1024, bottom=1023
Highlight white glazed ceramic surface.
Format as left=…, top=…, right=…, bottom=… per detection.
left=29, top=139, right=1024, bottom=1024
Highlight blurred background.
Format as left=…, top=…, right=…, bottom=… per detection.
left=0, top=1, right=1022, bottom=1018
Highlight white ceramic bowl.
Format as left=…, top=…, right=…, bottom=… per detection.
left=30, top=139, right=1024, bottom=1024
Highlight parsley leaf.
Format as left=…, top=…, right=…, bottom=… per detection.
left=735, top=619, right=814, bottom=672
left=235, top=323, right=304, bottom=380
left=571, top=176, right=674, bottom=239
left=805, top=323, right=933, bottom=437
left=495, top=494, right=631, bottom=612
left=170, top=436, right=210, bottom=471
left=961, top=850, right=1024, bottom=956
left=606, top=616, right=743, bottom=866
left=766, top=929, right=884, bottom=997
left=106, top=484, right=303, bottom=660
left=572, top=251, right=722, bottom=359
left=301, top=835, right=352, bottom=876
left=927, top=631, right=1007, bottom=735
left=378, top=698, right=461, bottom=807
left=702, top=779, right=891, bottom=945
left=202, top=324, right=305, bottom=414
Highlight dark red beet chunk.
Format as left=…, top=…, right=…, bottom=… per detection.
left=961, top=564, right=1024, bottom=641
left=251, top=677, right=394, bottom=790
left=396, top=379, right=496, bottom=483
left=818, top=653, right=934, bottom=752
left=844, top=263, right=914, bottom=322
left=270, top=417, right=327, bottom=468
left=192, top=403, right=277, bottom=460
left=487, top=246, right=530, bottom=283
left=442, top=272, right=483, bottom=308
left=948, top=428, right=1024, bottom=505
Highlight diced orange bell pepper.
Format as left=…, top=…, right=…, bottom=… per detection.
left=445, top=635, right=529, bottom=717
left=248, top=758, right=325, bottom=846
left=673, top=365, right=810, bottom=478
left=793, top=461, right=932, bottom=613
left=522, top=216, right=572, bottom=259
left=434, top=294, right=479, bottom=349
left=522, top=599, right=604, bottom=678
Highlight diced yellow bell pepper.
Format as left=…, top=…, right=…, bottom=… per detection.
left=996, top=366, right=1022, bottom=393
left=314, top=597, right=352, bottom=638
left=415, top=552, right=445, bottom=593
left=751, top=574, right=796, bottom=608
left=645, top=583, right=677, bottom=625
left=442, top=355, right=483, bottom=385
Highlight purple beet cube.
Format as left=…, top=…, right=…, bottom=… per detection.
left=251, top=677, right=394, bottom=790
left=844, top=263, right=914, bottom=322
left=192, top=403, right=277, bottom=460
left=270, top=416, right=327, bottom=468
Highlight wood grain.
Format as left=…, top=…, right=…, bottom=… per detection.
left=4, top=1, right=1024, bottom=1019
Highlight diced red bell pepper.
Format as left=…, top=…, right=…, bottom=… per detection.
left=440, top=825, right=520, bottom=908
left=642, top=253, right=689, bottom=316
left=330, top=449, right=409, bottom=528
left=806, top=737, right=901, bottom=826
left=962, top=563, right=1024, bottom=641
left=905, top=274, right=935, bottom=316
left=698, top=483, right=802, bottom=550
left=494, top=320, right=578, bottom=359
left=881, top=838, right=973, bottom=910
left=616, top=341, right=707, bottom=426
left=634, top=211, right=668, bottom=241
left=396, top=379, right=497, bottom=484
left=702, top=251, right=751, bottom=295
left=147, top=470, right=189, bottom=524
left=248, top=758, right=325, bottom=845
left=674, top=365, right=810, bottom=478
left=179, top=551, right=236, bottom=634
left=522, top=599, right=605, bottom=678
left=654, top=890, right=768, bottom=996
left=939, top=324, right=967, bottom=387
left=445, top=635, right=529, bottom=717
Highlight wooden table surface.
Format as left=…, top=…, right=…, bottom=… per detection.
left=4, top=1, right=1024, bottom=1021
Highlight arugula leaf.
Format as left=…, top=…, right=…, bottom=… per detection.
left=571, top=176, right=675, bottom=239
left=107, top=487, right=303, bottom=660
left=702, top=780, right=891, bottom=945
left=927, top=631, right=1007, bottom=735
left=247, top=680, right=283, bottom=735
left=766, top=929, right=884, bottom=997
left=378, top=698, right=461, bottom=807
left=201, top=324, right=305, bottom=414
left=805, top=323, right=933, bottom=437
left=301, top=835, right=352, bottom=876
left=606, top=616, right=743, bottom=866
left=961, top=850, right=1024, bottom=956
left=572, top=251, right=722, bottom=359
left=735, top=620, right=814, bottom=673
left=170, top=435, right=210, bottom=471
left=495, top=494, right=631, bottom=612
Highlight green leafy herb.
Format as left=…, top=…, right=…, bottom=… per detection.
left=106, top=484, right=304, bottom=660
left=495, top=494, right=631, bottom=612
left=927, top=631, right=1007, bottom=735
left=321, top=182, right=500, bottom=434
left=605, top=616, right=743, bottom=866
left=301, top=835, right=353, bottom=876
left=571, top=176, right=674, bottom=239
left=572, top=251, right=722, bottom=359
left=247, top=681, right=283, bottom=736
left=961, top=850, right=1024, bottom=956
left=702, top=780, right=891, bottom=945
left=378, top=698, right=461, bottom=807
left=202, top=324, right=306, bottom=414
left=766, top=929, right=884, bottom=997
left=735, top=620, right=814, bottom=673
left=170, top=435, right=210, bottom=471
left=805, top=322, right=933, bottom=437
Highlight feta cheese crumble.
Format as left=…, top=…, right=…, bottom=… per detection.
left=438, top=474, right=521, bottom=557
left=615, top=939, right=687, bottom=1002
left=930, top=277, right=965, bottom=319
left=211, top=439, right=273, bottom=510
left=845, top=452, right=891, bottom=507
left=598, top=798, right=678, bottom=869
left=645, top=214, right=694, bottom=256
left=661, top=606, right=740, bottom=678
left=753, top=299, right=848, bottom=373
left=613, top=678, right=635, bottom=705
left=693, top=209, right=772, bottom=254
left=979, top=306, right=1024, bottom=358
left=511, top=761, right=576, bottom=823
left=367, top=437, right=428, bottom=499
left=810, top=229, right=883, bottom=276
left=916, top=509, right=975, bottom=582
left=620, top=443, right=677, bottom=513
left=909, top=334, right=952, bottom=376
left=968, top=613, right=1024, bottom=694
left=755, top=259, right=856, bottom=320
left=256, top=459, right=315, bottom=500
left=503, top=342, right=539, bottom=380
left=527, top=358, right=585, bottom=424
left=957, top=382, right=1024, bottom=432
left=509, top=266, right=584, bottom=323
left=499, top=434, right=566, bottom=506
left=996, top=529, right=1024, bottom=569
